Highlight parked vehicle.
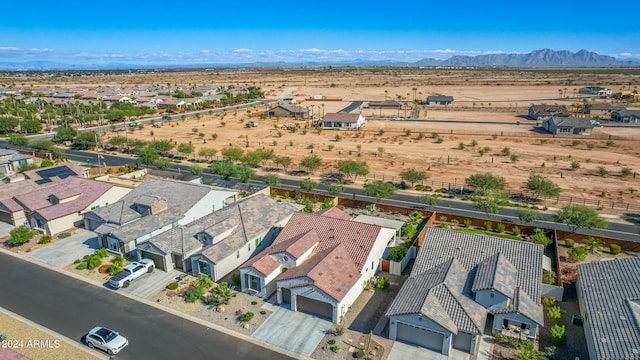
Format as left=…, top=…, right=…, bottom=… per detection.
left=129, top=121, right=141, bottom=127
left=109, top=259, right=155, bottom=288
left=245, top=122, right=258, bottom=128
left=86, top=327, right=128, bottom=355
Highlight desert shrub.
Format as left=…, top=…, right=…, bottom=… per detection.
left=167, top=282, right=179, bottom=290
left=565, top=238, right=575, bottom=248
left=94, top=248, right=109, bottom=258
left=328, top=339, right=336, bottom=345
left=332, top=345, right=341, bottom=353
left=496, top=223, right=506, bottom=233
left=73, top=259, right=82, bottom=264
left=38, top=235, right=52, bottom=244
left=184, top=285, right=205, bottom=303
left=231, top=271, right=241, bottom=286
left=75, top=261, right=88, bottom=270
left=542, top=297, right=557, bottom=308
left=610, top=243, right=621, bottom=255
left=463, top=219, right=472, bottom=228
left=376, top=276, right=390, bottom=289
left=240, top=312, right=254, bottom=322
left=389, top=246, right=407, bottom=262
left=260, top=310, right=266, bottom=315
left=194, top=275, right=214, bottom=289
left=543, top=270, right=556, bottom=285
left=548, top=306, right=562, bottom=323
left=530, top=228, right=552, bottom=248
left=494, top=333, right=509, bottom=345
left=568, top=246, right=587, bottom=262
left=512, top=226, right=521, bottom=236
left=9, top=225, right=34, bottom=245
left=484, top=221, right=493, bottom=231
left=355, top=350, right=365, bottom=358
left=332, top=324, right=345, bottom=336
left=57, top=232, right=71, bottom=239
left=87, top=255, right=102, bottom=269
left=107, top=262, right=123, bottom=275
left=113, top=256, right=124, bottom=266
left=550, top=324, right=566, bottom=345
left=363, top=278, right=375, bottom=291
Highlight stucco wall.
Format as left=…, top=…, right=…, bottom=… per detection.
left=475, top=289, right=509, bottom=309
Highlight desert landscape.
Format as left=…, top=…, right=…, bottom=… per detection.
left=3, top=68, right=639, bottom=209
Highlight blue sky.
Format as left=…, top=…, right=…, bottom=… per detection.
left=1, top=1, right=639, bottom=65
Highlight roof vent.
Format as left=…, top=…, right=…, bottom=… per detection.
left=318, top=272, right=323, bottom=276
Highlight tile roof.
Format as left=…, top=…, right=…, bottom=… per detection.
left=1, top=163, right=85, bottom=200
left=427, top=95, right=454, bottom=102
left=577, top=257, right=640, bottom=360
left=314, top=207, right=352, bottom=221
left=323, top=112, right=362, bottom=123
left=472, top=252, right=517, bottom=298
left=530, top=104, right=570, bottom=116
left=274, top=104, right=308, bottom=114
left=548, top=116, right=594, bottom=128
left=12, top=177, right=115, bottom=221
left=386, top=258, right=487, bottom=334
left=388, top=228, right=544, bottom=327
left=241, top=229, right=320, bottom=274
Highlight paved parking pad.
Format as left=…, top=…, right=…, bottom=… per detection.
left=253, top=303, right=332, bottom=357
left=388, top=341, right=470, bottom=360
left=0, top=221, right=14, bottom=238
left=26, top=229, right=98, bottom=268
left=116, top=269, right=180, bottom=298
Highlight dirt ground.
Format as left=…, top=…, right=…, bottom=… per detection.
left=6, top=68, right=640, bottom=210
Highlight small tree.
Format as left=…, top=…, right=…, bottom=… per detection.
left=466, top=173, right=506, bottom=193
left=188, top=164, right=203, bottom=176
left=400, top=168, right=428, bottom=188
left=525, top=174, right=561, bottom=200
left=234, top=165, right=256, bottom=183
left=177, top=142, right=195, bottom=157
left=517, top=208, right=542, bottom=224
left=530, top=228, right=553, bottom=248
left=273, top=155, right=292, bottom=172
left=264, top=173, right=280, bottom=186
left=300, top=178, right=317, bottom=192
left=420, top=194, right=440, bottom=209
left=555, top=204, right=608, bottom=232
left=300, top=154, right=322, bottom=173
left=363, top=181, right=397, bottom=201
left=9, top=225, right=35, bottom=245
left=471, top=190, right=509, bottom=219
left=337, top=160, right=369, bottom=182
left=326, top=183, right=345, bottom=195
left=583, top=237, right=603, bottom=254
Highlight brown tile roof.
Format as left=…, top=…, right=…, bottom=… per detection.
left=250, top=255, right=281, bottom=276
left=323, top=112, right=362, bottom=123
left=241, top=229, right=320, bottom=273
left=314, top=207, right=352, bottom=221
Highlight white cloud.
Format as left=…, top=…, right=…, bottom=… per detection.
left=0, top=46, right=22, bottom=51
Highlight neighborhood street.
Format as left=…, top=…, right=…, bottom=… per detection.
left=0, top=252, right=295, bottom=360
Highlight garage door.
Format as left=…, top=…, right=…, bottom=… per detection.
left=297, top=295, right=333, bottom=321
left=0, top=211, right=12, bottom=224
left=453, top=331, right=473, bottom=353
left=139, top=251, right=165, bottom=270
left=396, top=322, right=444, bottom=352
left=281, top=288, right=291, bottom=303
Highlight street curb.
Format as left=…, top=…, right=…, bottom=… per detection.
left=0, top=248, right=309, bottom=360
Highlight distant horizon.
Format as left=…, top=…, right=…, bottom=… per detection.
left=2, top=1, right=638, bottom=66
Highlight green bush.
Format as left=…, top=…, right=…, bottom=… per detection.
left=87, top=255, right=102, bottom=269
left=113, top=256, right=124, bottom=266
left=332, top=345, right=341, bottom=353
left=355, top=350, right=365, bottom=358
left=260, top=310, right=266, bottom=315
left=231, top=271, right=241, bottom=286
left=494, top=332, right=509, bottom=345
left=389, top=246, right=407, bottom=262
left=75, top=261, right=88, bottom=270
left=530, top=228, right=552, bottom=248
left=194, top=275, right=214, bottom=289
left=463, top=219, right=472, bottom=228
left=376, top=277, right=390, bottom=289
left=94, top=248, right=109, bottom=258
left=107, top=263, right=123, bottom=275
left=568, top=246, right=587, bottom=262
left=328, top=339, right=336, bottom=345
left=542, top=297, right=557, bottom=308
left=496, top=223, right=506, bottom=233
left=484, top=221, right=493, bottom=231
left=167, top=282, right=179, bottom=290
left=550, top=324, right=566, bottom=345
left=9, top=225, right=35, bottom=245
left=512, top=226, right=521, bottom=237
left=543, top=270, right=556, bottom=285
left=38, top=235, right=52, bottom=244
left=73, top=259, right=82, bottom=264
left=548, top=306, right=562, bottom=323
left=240, top=312, right=254, bottom=322
left=184, top=285, right=205, bottom=303
left=610, top=243, right=621, bottom=255
left=565, top=238, right=575, bottom=248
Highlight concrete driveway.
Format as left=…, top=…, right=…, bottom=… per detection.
left=25, top=229, right=99, bottom=268
left=253, top=302, right=332, bottom=357
left=0, top=221, right=13, bottom=238
left=115, top=268, right=180, bottom=299
left=388, top=341, right=470, bottom=360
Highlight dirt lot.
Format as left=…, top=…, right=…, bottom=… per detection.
left=7, top=68, right=640, bottom=210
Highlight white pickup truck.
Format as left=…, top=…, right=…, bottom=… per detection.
left=109, top=259, right=155, bottom=289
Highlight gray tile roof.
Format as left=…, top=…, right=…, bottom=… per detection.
left=388, top=228, right=544, bottom=327
left=92, top=178, right=234, bottom=241
left=427, top=95, right=454, bottom=102
left=386, top=257, right=487, bottom=334
left=577, top=257, right=640, bottom=360
left=149, top=193, right=300, bottom=262
left=548, top=116, right=594, bottom=128
left=472, top=252, right=517, bottom=298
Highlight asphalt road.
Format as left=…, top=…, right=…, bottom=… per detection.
left=0, top=253, right=293, bottom=360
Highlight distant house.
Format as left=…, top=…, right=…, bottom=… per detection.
left=367, top=100, right=401, bottom=109
left=585, top=103, right=626, bottom=117
left=157, top=98, right=186, bottom=109
left=386, top=228, right=544, bottom=356
left=611, top=109, right=640, bottom=123
left=7, top=177, right=130, bottom=235
left=239, top=208, right=395, bottom=323
left=85, top=179, right=238, bottom=259
left=426, top=96, right=454, bottom=105
left=265, top=104, right=309, bottom=118
left=528, top=104, right=570, bottom=120
left=0, top=149, right=33, bottom=176
left=579, top=87, right=612, bottom=96
left=320, top=112, right=367, bottom=129
left=543, top=117, right=594, bottom=135
left=137, top=194, right=301, bottom=276
left=577, top=257, right=640, bottom=360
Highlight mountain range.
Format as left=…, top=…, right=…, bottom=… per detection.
left=0, top=49, right=637, bottom=70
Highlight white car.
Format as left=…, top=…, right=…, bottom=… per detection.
left=86, top=327, right=128, bottom=355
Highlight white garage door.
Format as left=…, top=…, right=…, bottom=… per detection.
left=396, top=322, right=444, bottom=353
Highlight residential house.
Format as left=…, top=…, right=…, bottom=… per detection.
left=543, top=117, right=594, bottom=135
left=0, top=164, right=87, bottom=226
left=528, top=104, right=570, bottom=120
left=579, top=87, right=612, bottom=96
left=386, top=228, right=544, bottom=356
left=426, top=96, right=454, bottom=105
left=8, top=176, right=130, bottom=235
left=157, top=98, right=186, bottom=110
left=611, top=109, right=640, bottom=123
left=0, top=149, right=33, bottom=176
left=84, top=178, right=238, bottom=258
left=265, top=104, right=309, bottom=118
left=577, top=257, right=640, bottom=360
left=137, top=193, right=300, bottom=274
left=585, top=103, right=626, bottom=118
left=239, top=208, right=395, bottom=323
left=320, top=113, right=367, bottom=129
left=367, top=100, right=401, bottom=109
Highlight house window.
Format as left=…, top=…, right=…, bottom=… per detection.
left=199, top=261, right=208, bottom=275
left=283, top=255, right=289, bottom=262
left=248, top=243, right=251, bottom=251
left=172, top=221, right=178, bottom=228
left=255, top=237, right=262, bottom=247
left=236, top=250, right=240, bottom=259
left=247, top=274, right=261, bottom=292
